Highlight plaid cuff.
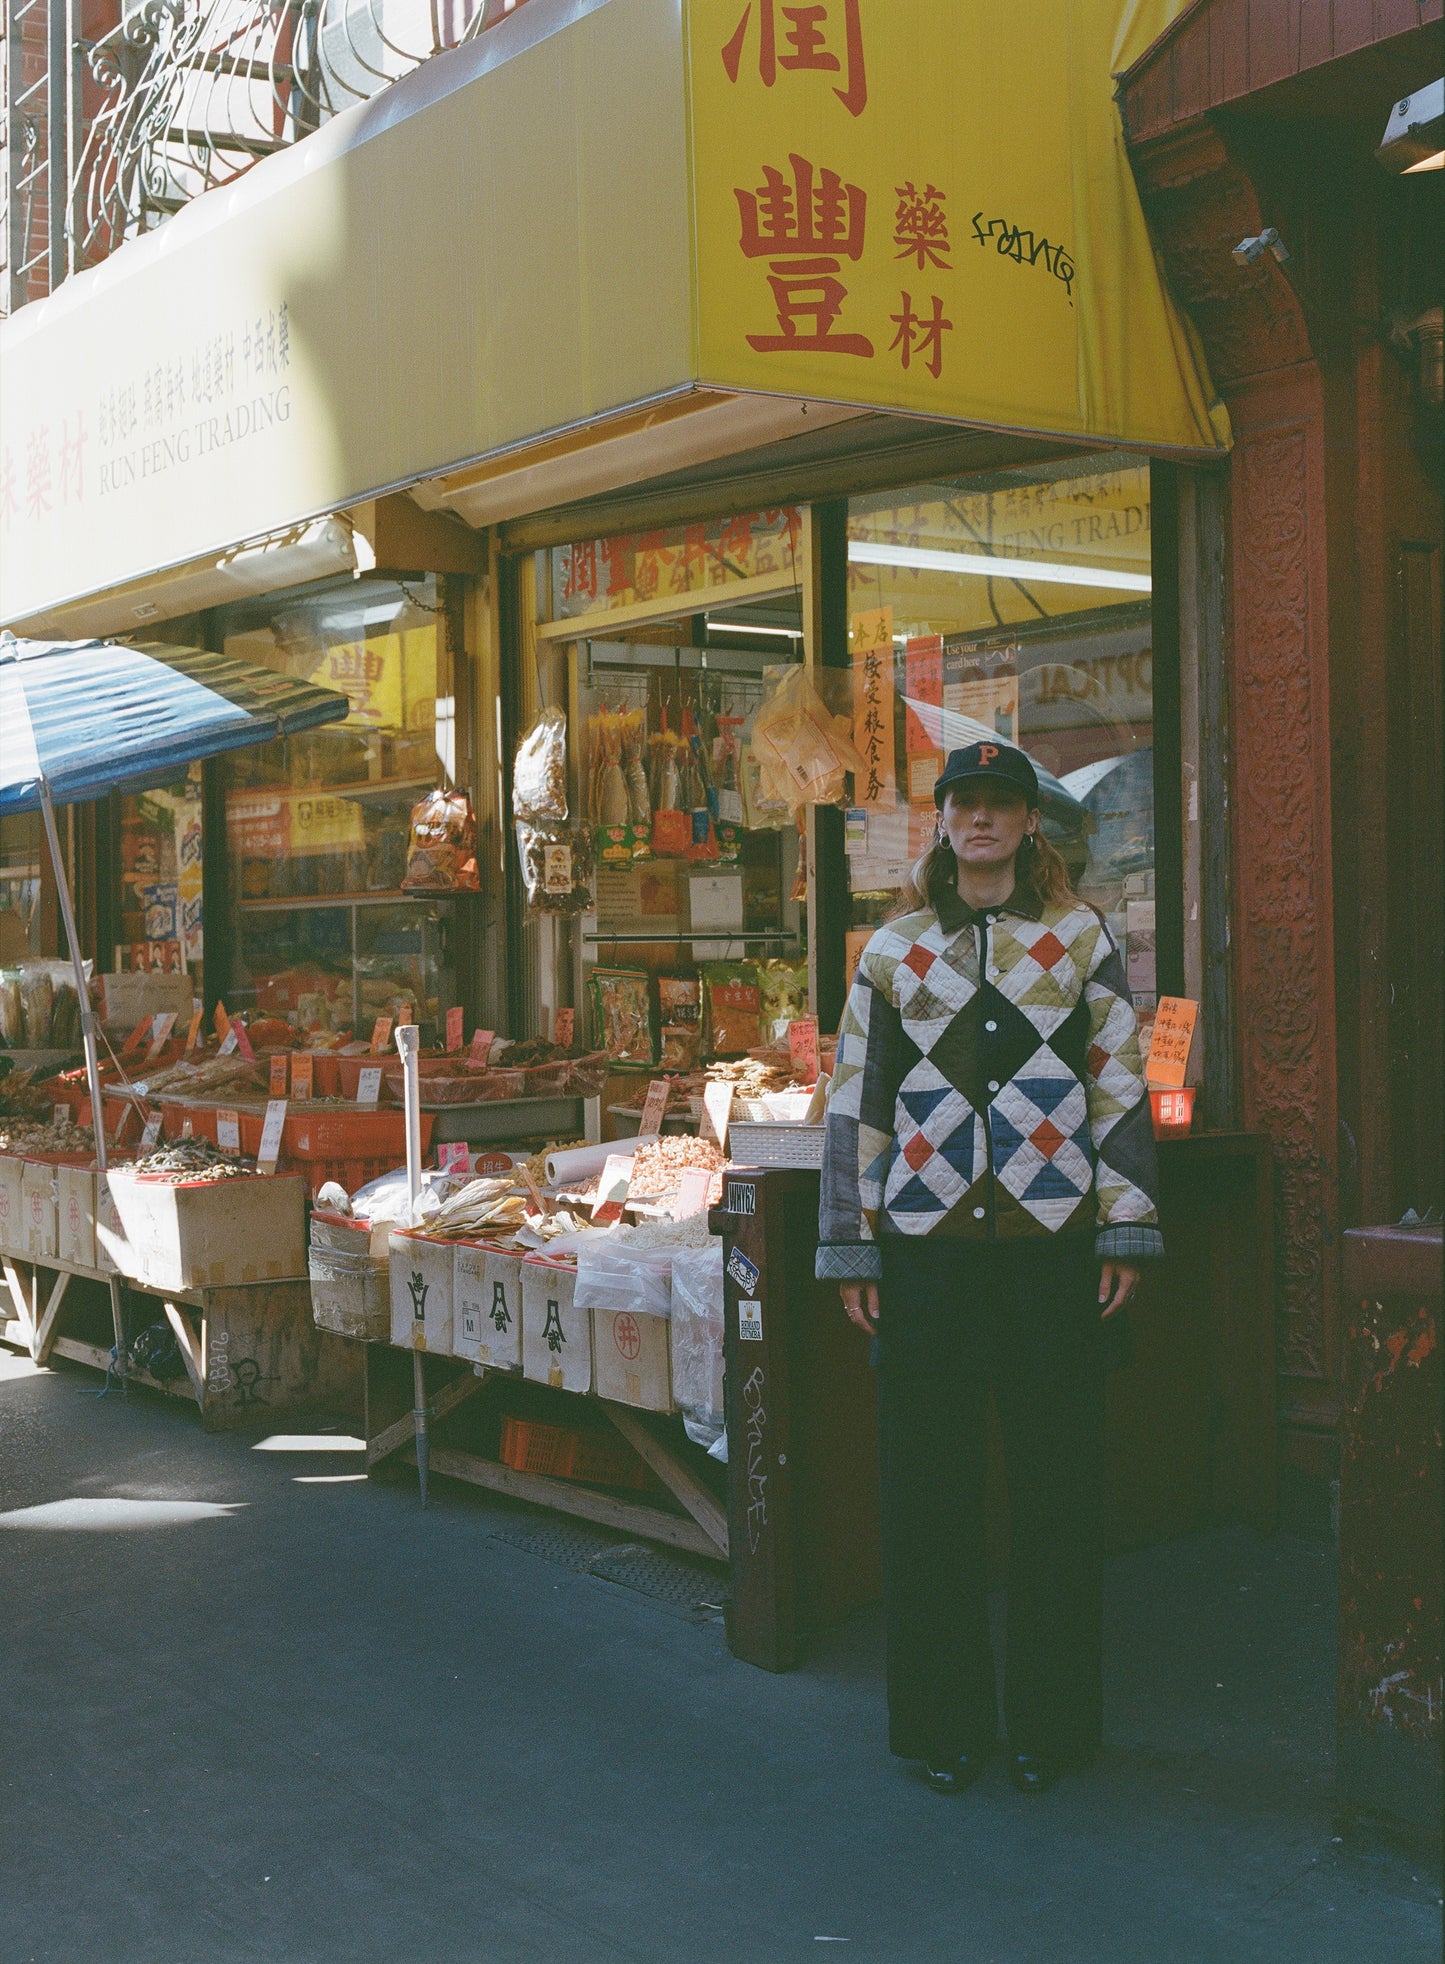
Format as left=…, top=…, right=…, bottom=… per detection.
left=815, top=1242, right=884, bottom=1282
left=1095, top=1223, right=1164, bottom=1263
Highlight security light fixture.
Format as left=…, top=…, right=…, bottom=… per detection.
left=1232, top=227, right=1290, bottom=267
left=1377, top=79, right=1444, bottom=173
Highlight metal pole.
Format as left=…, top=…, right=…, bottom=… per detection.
left=395, top=1021, right=427, bottom=1505
left=38, top=779, right=126, bottom=1379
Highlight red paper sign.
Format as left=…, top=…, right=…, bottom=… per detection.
left=232, top=1021, right=256, bottom=1063
left=438, top=1141, right=471, bottom=1175
left=120, top=1017, right=152, bottom=1057
left=554, top=1006, right=576, bottom=1048
left=904, top=634, right=944, bottom=754
left=787, top=1015, right=820, bottom=1085
left=370, top=1015, right=393, bottom=1055
left=291, top=1054, right=314, bottom=1102
left=469, top=1028, right=495, bottom=1066
left=445, top=1006, right=465, bottom=1053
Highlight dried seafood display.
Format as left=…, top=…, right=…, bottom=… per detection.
left=126, top=1137, right=254, bottom=1181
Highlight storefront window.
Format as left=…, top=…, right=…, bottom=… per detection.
left=539, top=523, right=807, bottom=1080
left=0, top=813, right=43, bottom=965
left=845, top=456, right=1158, bottom=1007
left=217, top=575, right=457, bottom=1038
left=113, top=770, right=205, bottom=985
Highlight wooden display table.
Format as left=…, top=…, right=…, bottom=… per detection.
left=362, top=1345, right=728, bottom=1564
left=1, top=1252, right=361, bottom=1429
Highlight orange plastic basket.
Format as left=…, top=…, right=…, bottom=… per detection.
left=497, top=1414, right=648, bottom=1489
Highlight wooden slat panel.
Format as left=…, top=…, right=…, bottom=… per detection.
left=1247, top=0, right=1297, bottom=92
left=600, top=1401, right=729, bottom=1555
left=1298, top=0, right=1338, bottom=67
left=417, top=1447, right=723, bottom=1562
left=1173, top=14, right=1212, bottom=122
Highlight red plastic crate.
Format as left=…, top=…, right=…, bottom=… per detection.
left=497, top=1414, right=648, bottom=1489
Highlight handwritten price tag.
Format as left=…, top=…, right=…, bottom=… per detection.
left=787, top=1015, right=820, bottom=1084
left=639, top=1079, right=671, bottom=1137
left=290, top=1053, right=313, bottom=1102
left=438, top=1141, right=471, bottom=1175
left=232, top=1021, right=256, bottom=1063
left=120, top=1017, right=152, bottom=1057
left=445, top=1006, right=465, bottom=1053
left=1145, top=996, right=1199, bottom=1089
left=591, top=1153, right=633, bottom=1226
left=217, top=1024, right=240, bottom=1057
left=369, top=1016, right=393, bottom=1055
left=216, top=1109, right=241, bottom=1154
left=257, top=1099, right=287, bottom=1173
left=269, top=1055, right=289, bottom=1098
left=674, top=1167, right=712, bottom=1219
left=356, top=1066, right=382, bottom=1105
left=146, top=1011, right=177, bottom=1061
left=554, top=1006, right=576, bottom=1048
left=185, top=1003, right=204, bottom=1052
left=139, top=1112, right=163, bottom=1152
left=469, top=1028, right=495, bottom=1067
left=700, top=1080, right=734, bottom=1151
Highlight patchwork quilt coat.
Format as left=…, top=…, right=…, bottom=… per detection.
left=816, top=878, right=1163, bottom=1281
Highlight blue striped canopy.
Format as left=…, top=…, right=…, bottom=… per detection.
left=0, top=633, right=351, bottom=814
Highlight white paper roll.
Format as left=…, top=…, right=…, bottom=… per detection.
left=544, top=1135, right=660, bottom=1189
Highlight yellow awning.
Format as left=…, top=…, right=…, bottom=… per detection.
left=0, top=0, right=1226, bottom=632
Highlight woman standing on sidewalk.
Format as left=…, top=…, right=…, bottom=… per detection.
left=817, top=740, right=1162, bottom=1795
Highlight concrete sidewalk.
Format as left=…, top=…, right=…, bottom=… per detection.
left=0, top=1347, right=1438, bottom=1964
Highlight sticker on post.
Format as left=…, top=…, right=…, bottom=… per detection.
left=727, top=1246, right=760, bottom=1294
left=739, top=1299, right=763, bottom=1342
left=257, top=1098, right=287, bottom=1173
left=356, top=1066, right=382, bottom=1106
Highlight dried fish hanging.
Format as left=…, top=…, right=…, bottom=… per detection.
left=590, top=704, right=653, bottom=865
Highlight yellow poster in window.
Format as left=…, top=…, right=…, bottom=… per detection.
left=308, top=637, right=404, bottom=731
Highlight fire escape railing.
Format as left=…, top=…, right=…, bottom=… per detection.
left=2, top=0, right=528, bottom=315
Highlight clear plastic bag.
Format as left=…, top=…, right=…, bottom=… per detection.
left=671, top=1240, right=725, bottom=1448
left=515, top=822, right=595, bottom=915
left=750, top=664, right=868, bottom=813
left=573, top=1233, right=674, bottom=1318
left=402, top=790, right=480, bottom=891
left=512, top=706, right=569, bottom=823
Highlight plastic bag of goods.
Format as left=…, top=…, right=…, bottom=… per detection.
left=515, top=822, right=595, bottom=915
left=401, top=790, right=480, bottom=891
left=750, top=663, right=868, bottom=813
left=671, top=1240, right=725, bottom=1450
left=573, top=1229, right=673, bottom=1319
left=512, top=705, right=569, bottom=823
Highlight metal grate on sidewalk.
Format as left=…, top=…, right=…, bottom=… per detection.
left=487, top=1518, right=727, bottom=1619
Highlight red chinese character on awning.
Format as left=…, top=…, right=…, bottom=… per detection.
left=721, top=0, right=867, bottom=117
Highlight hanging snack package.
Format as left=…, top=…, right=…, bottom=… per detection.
left=751, top=663, right=868, bottom=813
left=589, top=967, right=656, bottom=1070
left=658, top=975, right=702, bottom=1072
left=702, top=961, right=763, bottom=1059
left=759, top=958, right=810, bottom=1044
left=512, top=705, right=570, bottom=823
left=515, top=822, right=595, bottom=915
left=402, top=789, right=481, bottom=891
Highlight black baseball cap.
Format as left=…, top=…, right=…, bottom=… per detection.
left=933, top=741, right=1039, bottom=809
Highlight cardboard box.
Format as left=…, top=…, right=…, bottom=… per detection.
left=521, top=1258, right=592, bottom=1394
left=453, top=1243, right=523, bottom=1372
left=57, top=1163, right=97, bottom=1268
left=308, top=1211, right=376, bottom=1260
left=105, top=1169, right=306, bottom=1293
left=97, top=970, right=195, bottom=1037
left=20, top=1161, right=58, bottom=1260
left=94, top=1173, right=129, bottom=1275
left=0, top=1155, right=22, bottom=1253
left=592, top=1307, right=675, bottom=1413
left=388, top=1229, right=454, bottom=1354
left=309, top=1249, right=389, bottom=1341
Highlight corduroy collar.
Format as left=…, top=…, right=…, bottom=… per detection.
left=930, top=875, right=1043, bottom=934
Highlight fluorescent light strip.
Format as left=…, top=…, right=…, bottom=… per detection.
left=707, top=621, right=802, bottom=638
left=847, top=540, right=1151, bottom=593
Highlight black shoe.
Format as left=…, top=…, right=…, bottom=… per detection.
left=1008, top=1750, right=1058, bottom=1793
left=923, top=1748, right=990, bottom=1793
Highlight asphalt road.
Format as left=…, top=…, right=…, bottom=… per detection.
left=1, top=1346, right=1438, bottom=1964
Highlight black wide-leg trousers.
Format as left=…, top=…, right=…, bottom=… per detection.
left=876, top=1233, right=1109, bottom=1765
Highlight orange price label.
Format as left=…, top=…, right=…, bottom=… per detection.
left=1144, top=996, right=1199, bottom=1089
left=269, top=1055, right=289, bottom=1097
left=185, top=1004, right=204, bottom=1052
left=290, top=1054, right=314, bottom=1102
left=120, top=1017, right=151, bottom=1057
left=213, top=1001, right=231, bottom=1043
left=370, top=1015, right=393, bottom=1055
